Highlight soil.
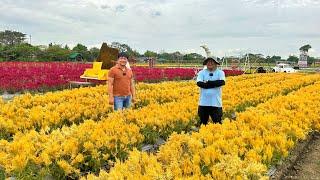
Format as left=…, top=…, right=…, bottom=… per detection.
left=271, top=131, right=320, bottom=180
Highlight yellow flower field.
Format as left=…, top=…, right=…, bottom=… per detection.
left=90, top=80, right=320, bottom=180
left=0, top=73, right=320, bottom=179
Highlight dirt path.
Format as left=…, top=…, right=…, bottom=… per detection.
left=271, top=131, right=320, bottom=180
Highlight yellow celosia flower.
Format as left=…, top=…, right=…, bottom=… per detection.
left=57, top=160, right=74, bottom=174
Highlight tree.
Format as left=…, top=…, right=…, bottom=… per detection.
left=265, top=55, right=281, bottom=64
left=287, top=55, right=299, bottom=63
left=111, top=42, right=130, bottom=52
left=111, top=42, right=122, bottom=51
left=0, top=44, right=4, bottom=61
left=265, top=56, right=271, bottom=65
left=72, top=43, right=88, bottom=52
left=0, top=43, right=40, bottom=61
left=72, top=43, right=89, bottom=60
left=88, top=47, right=100, bottom=61
left=13, top=43, right=40, bottom=61
left=38, top=44, right=70, bottom=61
left=271, top=55, right=281, bottom=63
left=299, top=44, right=312, bottom=52
left=64, top=44, right=70, bottom=50
left=308, top=56, right=316, bottom=65
left=0, top=30, right=27, bottom=46
left=110, top=42, right=139, bottom=57
left=131, top=50, right=141, bottom=57
left=144, top=50, right=157, bottom=58
left=246, top=53, right=265, bottom=64
left=172, top=51, right=183, bottom=60
left=183, top=53, right=204, bottom=61
left=158, top=52, right=171, bottom=60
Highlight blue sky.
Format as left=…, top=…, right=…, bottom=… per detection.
left=0, top=0, right=319, bottom=58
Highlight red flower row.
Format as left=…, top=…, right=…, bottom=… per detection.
left=0, top=62, right=91, bottom=92
left=133, top=67, right=244, bottom=82
left=0, top=62, right=243, bottom=92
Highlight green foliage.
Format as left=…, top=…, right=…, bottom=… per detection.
left=89, top=47, right=100, bottom=61
left=0, top=30, right=27, bottom=46
left=111, top=42, right=141, bottom=58
left=72, top=43, right=87, bottom=52
left=0, top=168, right=5, bottom=180
left=200, top=162, right=211, bottom=176
left=0, top=44, right=4, bottom=60
left=46, top=162, right=70, bottom=180
left=64, top=44, right=70, bottom=50
left=183, top=53, right=204, bottom=61
left=158, top=52, right=171, bottom=60
left=265, top=55, right=282, bottom=64
left=0, top=129, right=14, bottom=141
left=11, top=161, right=44, bottom=180
left=144, top=50, right=158, bottom=58
left=0, top=43, right=40, bottom=61
left=287, top=55, right=299, bottom=63
left=308, top=56, right=317, bottom=65
left=242, top=53, right=266, bottom=64
left=162, top=120, right=193, bottom=140
left=141, top=126, right=160, bottom=144
left=1, top=30, right=315, bottom=64
left=271, top=150, right=283, bottom=166
left=38, top=44, right=71, bottom=61
left=299, top=44, right=312, bottom=52
left=71, top=43, right=88, bottom=60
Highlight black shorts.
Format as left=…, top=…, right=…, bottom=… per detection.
left=198, top=106, right=223, bottom=125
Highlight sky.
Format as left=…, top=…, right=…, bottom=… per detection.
left=0, top=0, right=319, bottom=58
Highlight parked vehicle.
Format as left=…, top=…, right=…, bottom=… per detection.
left=255, top=66, right=266, bottom=73
left=272, top=63, right=296, bottom=73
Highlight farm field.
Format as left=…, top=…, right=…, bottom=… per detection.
left=2, top=1, right=320, bottom=179
left=1, top=73, right=320, bottom=179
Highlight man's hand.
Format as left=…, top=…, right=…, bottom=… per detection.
left=109, top=96, right=114, bottom=105
left=132, top=96, right=136, bottom=103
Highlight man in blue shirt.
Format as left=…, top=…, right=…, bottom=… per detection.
left=196, top=57, right=225, bottom=125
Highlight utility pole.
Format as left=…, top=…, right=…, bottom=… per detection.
left=29, top=35, right=31, bottom=44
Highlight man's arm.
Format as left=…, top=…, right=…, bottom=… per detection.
left=205, top=70, right=226, bottom=88
left=207, top=80, right=225, bottom=87
left=108, top=77, right=114, bottom=105
left=197, top=80, right=225, bottom=89
left=197, top=81, right=209, bottom=89
left=196, top=70, right=209, bottom=88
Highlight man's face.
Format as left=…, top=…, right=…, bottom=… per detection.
left=118, top=57, right=128, bottom=66
left=206, top=60, right=217, bottom=69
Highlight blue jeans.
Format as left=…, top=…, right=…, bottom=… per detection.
left=114, top=95, right=131, bottom=111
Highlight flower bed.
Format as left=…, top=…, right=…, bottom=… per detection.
left=133, top=67, right=244, bottom=82
left=0, top=62, right=244, bottom=92
left=0, top=62, right=90, bottom=92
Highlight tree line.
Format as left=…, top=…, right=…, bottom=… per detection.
left=0, top=30, right=318, bottom=65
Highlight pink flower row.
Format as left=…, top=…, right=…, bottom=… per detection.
left=0, top=62, right=243, bottom=92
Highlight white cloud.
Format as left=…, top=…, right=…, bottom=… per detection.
left=0, top=0, right=319, bottom=58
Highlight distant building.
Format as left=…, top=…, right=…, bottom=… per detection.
left=298, top=51, right=308, bottom=67
left=69, top=53, right=83, bottom=61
